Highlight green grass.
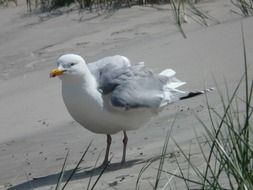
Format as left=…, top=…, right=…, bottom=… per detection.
left=136, top=23, right=253, bottom=189
left=170, top=0, right=187, bottom=38
left=3, top=0, right=249, bottom=39
left=54, top=141, right=111, bottom=190
left=170, top=0, right=219, bottom=38
left=135, top=116, right=176, bottom=190
left=231, top=0, right=253, bottom=16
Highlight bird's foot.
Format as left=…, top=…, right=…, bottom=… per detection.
left=98, top=160, right=110, bottom=169
left=120, top=159, right=126, bottom=165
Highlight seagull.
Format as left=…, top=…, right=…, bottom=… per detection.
left=50, top=54, right=212, bottom=165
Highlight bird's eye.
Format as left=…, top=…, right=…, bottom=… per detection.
left=70, top=63, right=75, bottom=66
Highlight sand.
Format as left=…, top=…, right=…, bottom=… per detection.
left=0, top=0, right=252, bottom=189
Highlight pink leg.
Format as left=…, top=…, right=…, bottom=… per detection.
left=121, top=130, right=128, bottom=164
left=102, top=134, right=111, bottom=165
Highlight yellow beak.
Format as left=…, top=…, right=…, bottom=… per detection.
left=50, top=68, right=64, bottom=78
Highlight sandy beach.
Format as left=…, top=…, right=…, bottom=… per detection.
left=0, top=0, right=252, bottom=189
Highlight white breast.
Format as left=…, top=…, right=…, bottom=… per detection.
left=61, top=83, right=155, bottom=134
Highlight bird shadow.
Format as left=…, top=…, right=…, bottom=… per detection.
left=8, top=159, right=145, bottom=190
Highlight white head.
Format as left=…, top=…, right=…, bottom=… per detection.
left=50, top=54, right=87, bottom=79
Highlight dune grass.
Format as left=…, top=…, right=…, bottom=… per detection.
left=136, top=24, right=253, bottom=189
left=231, top=0, right=253, bottom=16
left=54, top=141, right=111, bottom=190
left=170, top=0, right=221, bottom=38
left=0, top=0, right=17, bottom=7
left=170, top=0, right=188, bottom=38
left=23, top=0, right=204, bottom=14
left=135, top=117, right=176, bottom=190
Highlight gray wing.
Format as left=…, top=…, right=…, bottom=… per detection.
left=87, top=55, right=130, bottom=88
left=98, top=61, right=156, bottom=94
left=88, top=55, right=153, bottom=93
left=87, top=55, right=169, bottom=109
left=110, top=75, right=167, bottom=109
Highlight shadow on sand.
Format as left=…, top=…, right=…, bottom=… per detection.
left=8, top=159, right=145, bottom=190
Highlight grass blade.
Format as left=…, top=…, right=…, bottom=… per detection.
left=62, top=140, right=93, bottom=190
left=90, top=156, right=112, bottom=190
left=87, top=150, right=104, bottom=190
left=55, top=150, right=69, bottom=190
left=154, top=115, right=176, bottom=189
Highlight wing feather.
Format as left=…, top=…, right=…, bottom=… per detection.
left=87, top=55, right=186, bottom=109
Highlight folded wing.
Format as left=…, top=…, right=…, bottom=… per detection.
left=88, top=55, right=187, bottom=110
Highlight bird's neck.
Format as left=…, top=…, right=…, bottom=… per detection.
left=62, top=68, right=98, bottom=90
left=83, top=71, right=98, bottom=90
left=62, top=68, right=103, bottom=107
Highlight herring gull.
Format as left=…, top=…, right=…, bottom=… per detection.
left=50, top=54, right=213, bottom=165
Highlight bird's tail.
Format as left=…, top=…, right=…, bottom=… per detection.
left=180, top=87, right=215, bottom=100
